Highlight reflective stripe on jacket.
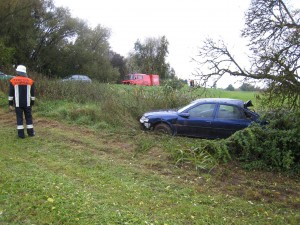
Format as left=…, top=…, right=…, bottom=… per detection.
left=9, top=76, right=35, bottom=107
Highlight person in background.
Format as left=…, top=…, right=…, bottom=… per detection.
left=8, top=65, right=35, bottom=138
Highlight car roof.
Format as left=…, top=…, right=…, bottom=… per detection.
left=71, top=74, right=88, bottom=77
left=191, top=98, right=245, bottom=108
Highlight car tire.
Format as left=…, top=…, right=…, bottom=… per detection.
left=154, top=123, right=173, bottom=135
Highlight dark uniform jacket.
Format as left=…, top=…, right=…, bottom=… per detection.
left=9, top=76, right=35, bottom=107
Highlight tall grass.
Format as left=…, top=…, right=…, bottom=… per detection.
left=1, top=74, right=271, bottom=172
left=32, top=75, right=198, bottom=129
left=33, top=77, right=260, bottom=124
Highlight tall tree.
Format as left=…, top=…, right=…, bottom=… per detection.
left=0, top=0, right=119, bottom=82
left=193, top=0, right=300, bottom=108
left=128, top=36, right=175, bottom=79
left=31, top=5, right=79, bottom=72
left=0, top=39, right=15, bottom=71
left=110, top=52, right=127, bottom=82
left=0, top=0, right=79, bottom=72
left=69, top=25, right=119, bottom=82
left=0, top=0, right=41, bottom=66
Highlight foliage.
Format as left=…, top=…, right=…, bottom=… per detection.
left=227, top=109, right=300, bottom=173
left=127, top=36, right=175, bottom=79
left=172, top=145, right=218, bottom=171
left=110, top=52, right=128, bottom=83
left=0, top=0, right=119, bottom=82
left=70, top=25, right=119, bottom=82
left=238, top=83, right=261, bottom=92
left=193, top=0, right=300, bottom=109
left=225, top=84, right=235, bottom=91
left=0, top=39, right=15, bottom=70
left=0, top=79, right=10, bottom=97
left=160, top=78, right=187, bottom=90
left=167, top=138, right=230, bottom=172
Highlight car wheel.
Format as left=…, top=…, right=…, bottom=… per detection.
left=154, top=123, right=173, bottom=135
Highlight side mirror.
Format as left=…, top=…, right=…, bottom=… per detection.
left=178, top=112, right=190, bottom=118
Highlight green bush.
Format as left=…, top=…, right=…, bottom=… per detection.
left=160, top=78, right=186, bottom=90
left=227, top=109, right=300, bottom=173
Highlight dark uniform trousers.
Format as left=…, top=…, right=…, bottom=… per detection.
left=15, top=107, right=34, bottom=138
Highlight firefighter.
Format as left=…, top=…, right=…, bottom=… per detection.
left=8, top=65, right=35, bottom=138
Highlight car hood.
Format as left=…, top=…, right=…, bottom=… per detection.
left=144, top=109, right=178, bottom=117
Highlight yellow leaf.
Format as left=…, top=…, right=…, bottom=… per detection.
left=47, top=198, right=54, bottom=203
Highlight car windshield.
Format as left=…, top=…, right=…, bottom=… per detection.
left=177, top=102, right=198, bottom=113
left=124, top=75, right=135, bottom=80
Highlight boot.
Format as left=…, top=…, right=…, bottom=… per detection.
left=27, top=128, right=35, bottom=137
left=18, top=129, right=25, bottom=138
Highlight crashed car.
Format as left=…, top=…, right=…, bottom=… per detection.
left=140, top=98, right=260, bottom=139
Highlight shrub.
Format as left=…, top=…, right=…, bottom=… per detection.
left=227, top=109, right=300, bottom=173
left=160, top=79, right=186, bottom=90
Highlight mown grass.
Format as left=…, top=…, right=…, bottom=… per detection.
left=0, top=112, right=299, bottom=224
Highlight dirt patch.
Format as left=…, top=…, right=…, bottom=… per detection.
left=0, top=109, right=16, bottom=126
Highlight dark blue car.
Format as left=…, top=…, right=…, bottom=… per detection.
left=140, top=98, right=260, bottom=139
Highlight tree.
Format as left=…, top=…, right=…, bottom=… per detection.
left=239, top=83, right=256, bottom=92
left=65, top=24, right=119, bottom=82
left=0, top=39, right=15, bottom=71
left=226, top=84, right=235, bottom=91
left=31, top=5, right=79, bottom=72
left=127, top=36, right=175, bottom=79
left=0, top=0, right=79, bottom=73
left=0, top=0, right=42, bottom=66
left=110, top=52, right=127, bottom=83
left=193, top=0, right=300, bottom=109
left=0, top=0, right=119, bottom=82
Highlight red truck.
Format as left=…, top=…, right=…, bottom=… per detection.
left=122, top=74, right=160, bottom=86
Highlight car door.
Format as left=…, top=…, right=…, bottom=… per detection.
left=176, top=103, right=216, bottom=138
left=211, top=104, right=251, bottom=138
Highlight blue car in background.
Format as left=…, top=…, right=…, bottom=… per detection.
left=140, top=98, right=260, bottom=139
left=0, top=71, right=14, bottom=80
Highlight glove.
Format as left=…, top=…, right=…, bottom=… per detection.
left=31, top=100, right=35, bottom=106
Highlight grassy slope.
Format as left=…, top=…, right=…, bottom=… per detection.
left=0, top=106, right=299, bottom=225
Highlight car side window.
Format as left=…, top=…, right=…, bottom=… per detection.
left=188, top=104, right=215, bottom=118
left=217, top=105, right=245, bottom=119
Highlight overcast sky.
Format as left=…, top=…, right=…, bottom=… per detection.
left=53, top=0, right=299, bottom=88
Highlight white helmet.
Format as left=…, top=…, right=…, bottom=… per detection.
left=16, top=65, right=27, bottom=76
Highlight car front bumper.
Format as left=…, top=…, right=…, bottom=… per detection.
left=140, top=116, right=151, bottom=129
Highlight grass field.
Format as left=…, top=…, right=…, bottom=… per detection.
left=0, top=89, right=299, bottom=224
